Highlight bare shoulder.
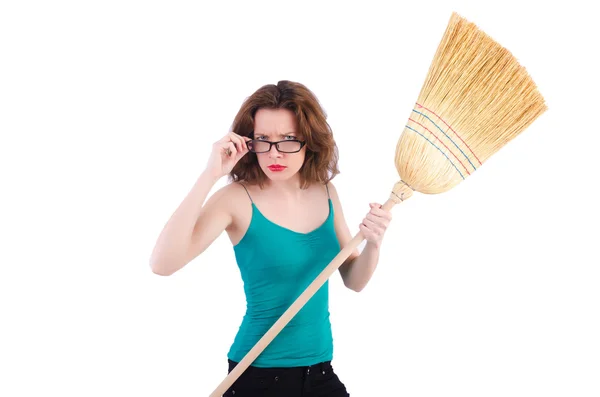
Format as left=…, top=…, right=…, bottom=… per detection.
left=325, top=180, right=343, bottom=208
left=325, top=180, right=360, bottom=266
left=198, top=181, right=251, bottom=224
left=182, top=181, right=252, bottom=265
left=219, top=181, right=254, bottom=243
left=217, top=180, right=249, bottom=200
left=326, top=180, right=339, bottom=196
left=214, top=181, right=252, bottom=214
left=325, top=180, right=349, bottom=225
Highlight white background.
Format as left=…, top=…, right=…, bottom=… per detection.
left=1, top=0, right=599, bottom=396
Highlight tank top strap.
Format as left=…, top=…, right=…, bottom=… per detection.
left=325, top=182, right=330, bottom=200
left=239, top=183, right=254, bottom=204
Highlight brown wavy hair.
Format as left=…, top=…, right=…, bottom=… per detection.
left=228, top=80, right=340, bottom=189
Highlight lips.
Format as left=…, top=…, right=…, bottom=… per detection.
left=268, top=165, right=287, bottom=171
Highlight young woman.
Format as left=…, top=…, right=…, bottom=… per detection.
left=150, top=80, right=393, bottom=396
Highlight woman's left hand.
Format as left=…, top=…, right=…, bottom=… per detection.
left=359, top=203, right=392, bottom=248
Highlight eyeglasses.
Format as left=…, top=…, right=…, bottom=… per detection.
left=247, top=139, right=306, bottom=153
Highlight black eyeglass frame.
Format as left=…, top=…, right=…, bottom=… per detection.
left=247, top=138, right=306, bottom=153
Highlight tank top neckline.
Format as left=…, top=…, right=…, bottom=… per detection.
left=234, top=198, right=334, bottom=248
left=251, top=198, right=333, bottom=236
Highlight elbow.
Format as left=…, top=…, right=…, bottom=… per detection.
left=149, top=262, right=172, bottom=276
left=340, top=266, right=366, bottom=293
left=149, top=247, right=194, bottom=276
left=149, top=257, right=179, bottom=276
left=344, top=279, right=366, bottom=293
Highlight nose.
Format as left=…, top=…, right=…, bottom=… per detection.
left=268, top=143, right=282, bottom=158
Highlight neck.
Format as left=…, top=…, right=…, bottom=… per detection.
left=264, top=175, right=305, bottom=197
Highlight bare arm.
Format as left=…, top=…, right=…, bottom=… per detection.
left=339, top=239, right=382, bottom=292
left=149, top=170, right=228, bottom=275
left=149, top=131, right=250, bottom=276
left=329, top=182, right=391, bottom=292
left=327, top=183, right=361, bottom=288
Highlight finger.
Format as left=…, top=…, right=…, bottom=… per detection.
left=359, top=224, right=376, bottom=241
left=229, top=131, right=247, bottom=141
left=222, top=133, right=240, bottom=152
left=229, top=132, right=248, bottom=152
left=227, top=133, right=243, bottom=153
left=362, top=218, right=383, bottom=234
left=359, top=223, right=371, bottom=236
left=224, top=142, right=237, bottom=157
left=369, top=205, right=392, bottom=220
left=219, top=133, right=235, bottom=143
left=366, top=213, right=390, bottom=226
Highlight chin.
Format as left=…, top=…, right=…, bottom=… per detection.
left=265, top=171, right=289, bottom=180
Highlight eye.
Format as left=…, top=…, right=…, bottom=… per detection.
left=285, top=135, right=296, bottom=140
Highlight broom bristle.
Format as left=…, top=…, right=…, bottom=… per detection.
left=394, top=12, right=547, bottom=194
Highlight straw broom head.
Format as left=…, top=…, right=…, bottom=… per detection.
left=392, top=12, right=547, bottom=198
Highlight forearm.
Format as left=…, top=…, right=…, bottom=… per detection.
left=342, top=241, right=381, bottom=292
left=149, top=170, right=221, bottom=273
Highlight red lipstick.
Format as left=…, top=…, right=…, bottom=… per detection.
left=267, top=165, right=287, bottom=172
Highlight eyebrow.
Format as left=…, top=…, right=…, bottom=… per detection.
left=253, top=132, right=297, bottom=136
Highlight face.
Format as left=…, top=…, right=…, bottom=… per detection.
left=252, top=108, right=306, bottom=182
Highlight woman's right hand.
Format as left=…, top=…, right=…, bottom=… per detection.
left=205, top=131, right=251, bottom=178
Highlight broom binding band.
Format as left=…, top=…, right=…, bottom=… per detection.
left=389, top=181, right=415, bottom=205
left=399, top=180, right=414, bottom=191
left=391, top=191, right=404, bottom=202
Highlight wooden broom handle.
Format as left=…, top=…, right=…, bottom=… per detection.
left=208, top=182, right=413, bottom=396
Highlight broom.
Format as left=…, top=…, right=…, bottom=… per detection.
left=209, top=11, right=547, bottom=396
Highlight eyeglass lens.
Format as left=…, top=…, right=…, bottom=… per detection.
left=250, top=140, right=302, bottom=153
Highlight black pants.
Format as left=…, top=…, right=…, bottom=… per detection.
left=224, top=359, right=350, bottom=397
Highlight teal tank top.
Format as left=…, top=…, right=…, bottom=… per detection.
left=227, top=184, right=341, bottom=368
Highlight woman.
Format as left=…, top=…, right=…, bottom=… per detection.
left=150, top=80, right=393, bottom=396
